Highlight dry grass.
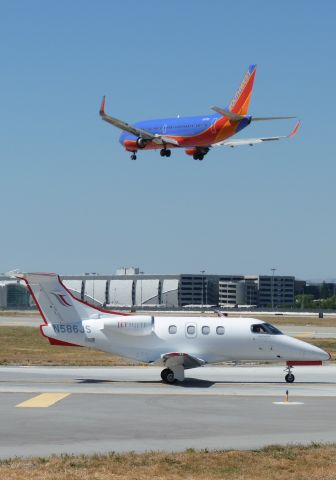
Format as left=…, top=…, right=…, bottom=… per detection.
left=241, top=315, right=336, bottom=327
left=303, top=338, right=336, bottom=361
left=0, top=327, right=140, bottom=366
left=0, top=444, right=336, bottom=479
left=0, top=310, right=37, bottom=317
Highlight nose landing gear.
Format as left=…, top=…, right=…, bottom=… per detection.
left=130, top=153, right=137, bottom=160
left=284, top=366, right=295, bottom=383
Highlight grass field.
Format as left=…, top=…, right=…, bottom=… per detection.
left=250, top=315, right=336, bottom=327
left=0, top=444, right=336, bottom=479
left=0, top=327, right=139, bottom=366
left=0, top=326, right=334, bottom=366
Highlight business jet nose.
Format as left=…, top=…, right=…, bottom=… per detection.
left=292, top=337, right=330, bottom=361
left=301, top=342, right=331, bottom=361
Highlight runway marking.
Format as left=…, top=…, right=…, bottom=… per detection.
left=273, top=401, right=304, bottom=405
left=16, top=392, right=70, bottom=408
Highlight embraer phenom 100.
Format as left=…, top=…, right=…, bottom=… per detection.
left=100, top=65, right=300, bottom=160
left=18, top=273, right=329, bottom=384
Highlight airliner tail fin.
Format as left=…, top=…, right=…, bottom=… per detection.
left=229, top=64, right=257, bottom=116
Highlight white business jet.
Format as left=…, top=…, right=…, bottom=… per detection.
left=17, top=273, right=330, bottom=384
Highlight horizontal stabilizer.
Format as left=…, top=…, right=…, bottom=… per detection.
left=252, top=116, right=296, bottom=121
left=211, top=106, right=245, bottom=121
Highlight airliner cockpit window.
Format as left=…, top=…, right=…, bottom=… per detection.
left=251, top=323, right=283, bottom=335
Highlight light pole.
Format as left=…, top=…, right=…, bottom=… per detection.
left=91, top=273, right=96, bottom=306
left=140, top=271, right=144, bottom=309
left=200, top=270, right=205, bottom=311
left=271, top=268, right=276, bottom=310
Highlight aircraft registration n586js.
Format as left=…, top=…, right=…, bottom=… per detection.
left=100, top=64, right=300, bottom=161
left=17, top=273, right=329, bottom=384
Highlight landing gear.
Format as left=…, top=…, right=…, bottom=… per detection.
left=285, top=366, right=295, bottom=383
left=192, top=147, right=209, bottom=161
left=130, top=153, right=137, bottom=160
left=161, top=368, right=176, bottom=384
left=160, top=149, right=171, bottom=157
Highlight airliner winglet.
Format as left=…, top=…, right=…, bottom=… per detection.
left=99, top=95, right=106, bottom=116
left=288, top=120, right=301, bottom=138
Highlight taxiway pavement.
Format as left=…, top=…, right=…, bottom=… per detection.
left=1, top=365, right=336, bottom=458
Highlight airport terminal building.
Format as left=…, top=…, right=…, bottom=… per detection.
left=0, top=268, right=296, bottom=310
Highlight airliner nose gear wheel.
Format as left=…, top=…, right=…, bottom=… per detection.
left=285, top=366, right=295, bottom=383
left=161, top=368, right=176, bottom=384
left=130, top=153, right=137, bottom=160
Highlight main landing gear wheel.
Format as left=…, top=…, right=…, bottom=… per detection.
left=193, top=153, right=204, bottom=160
left=161, top=368, right=176, bottom=384
left=130, top=153, right=137, bottom=160
left=160, top=149, right=171, bottom=157
left=285, top=373, right=295, bottom=383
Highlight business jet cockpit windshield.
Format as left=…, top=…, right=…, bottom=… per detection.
left=251, top=323, right=283, bottom=335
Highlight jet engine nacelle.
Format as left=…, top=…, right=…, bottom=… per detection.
left=185, top=148, right=197, bottom=156
left=136, top=137, right=147, bottom=149
left=104, top=315, right=154, bottom=336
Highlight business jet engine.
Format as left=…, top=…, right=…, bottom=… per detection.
left=104, top=315, right=154, bottom=336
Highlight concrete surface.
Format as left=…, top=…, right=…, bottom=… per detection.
left=0, top=365, right=336, bottom=458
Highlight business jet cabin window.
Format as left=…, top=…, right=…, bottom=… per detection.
left=216, top=326, right=225, bottom=335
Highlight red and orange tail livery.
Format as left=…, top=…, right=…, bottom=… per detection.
left=229, top=64, right=257, bottom=116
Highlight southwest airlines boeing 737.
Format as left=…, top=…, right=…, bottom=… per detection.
left=17, top=273, right=329, bottom=385
left=100, top=65, right=300, bottom=160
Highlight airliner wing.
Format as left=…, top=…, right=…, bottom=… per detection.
left=159, top=352, right=206, bottom=370
left=99, top=96, right=179, bottom=146
left=212, top=121, right=300, bottom=148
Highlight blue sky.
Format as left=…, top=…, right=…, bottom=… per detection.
left=1, top=0, right=335, bottom=279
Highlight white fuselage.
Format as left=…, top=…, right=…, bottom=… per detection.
left=41, top=315, right=329, bottom=365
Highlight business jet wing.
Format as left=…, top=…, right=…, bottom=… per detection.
left=99, top=96, right=179, bottom=146
left=212, top=121, right=300, bottom=148
left=159, top=352, right=206, bottom=369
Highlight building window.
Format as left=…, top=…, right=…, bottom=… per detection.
left=202, top=326, right=210, bottom=335
left=216, top=326, right=225, bottom=335
left=168, top=325, right=177, bottom=334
